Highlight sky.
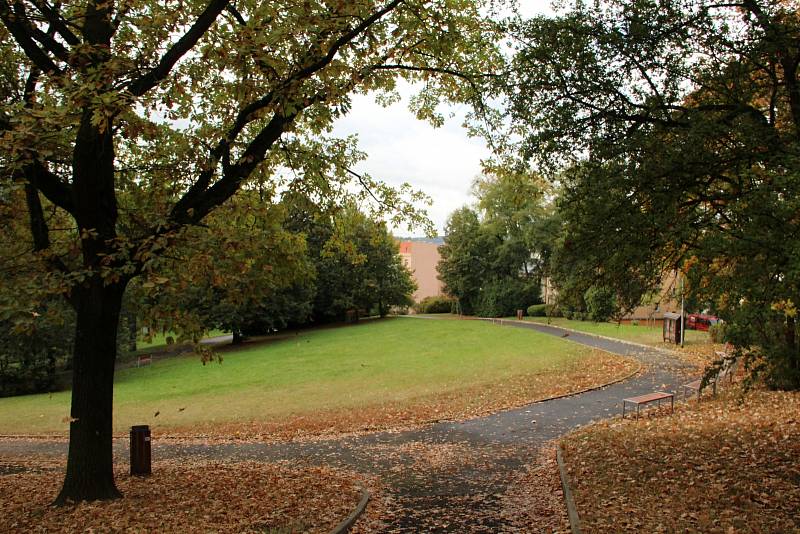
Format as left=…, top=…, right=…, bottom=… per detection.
left=331, top=1, right=555, bottom=237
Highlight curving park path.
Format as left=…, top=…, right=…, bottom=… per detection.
left=0, top=320, right=694, bottom=532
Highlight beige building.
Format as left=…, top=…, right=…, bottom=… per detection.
left=626, top=271, right=681, bottom=321
left=398, top=240, right=444, bottom=303
left=541, top=271, right=681, bottom=321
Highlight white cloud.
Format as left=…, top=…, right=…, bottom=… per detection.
left=330, top=0, right=555, bottom=237
left=332, top=91, right=490, bottom=236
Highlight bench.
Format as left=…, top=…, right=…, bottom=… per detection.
left=622, top=391, right=674, bottom=419
left=681, top=379, right=703, bottom=400
left=682, top=351, right=738, bottom=400
left=137, top=355, right=152, bottom=368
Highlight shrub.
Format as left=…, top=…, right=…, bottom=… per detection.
left=631, top=319, right=639, bottom=326
left=474, top=278, right=541, bottom=318
left=584, top=286, right=618, bottom=322
left=0, top=302, right=75, bottom=397
left=709, top=322, right=727, bottom=343
left=415, top=296, right=456, bottom=314
left=546, top=304, right=563, bottom=317
left=572, top=311, right=587, bottom=321
left=527, top=304, right=548, bottom=317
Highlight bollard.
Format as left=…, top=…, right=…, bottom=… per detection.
left=130, top=425, right=151, bottom=476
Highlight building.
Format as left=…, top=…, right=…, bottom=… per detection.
left=398, top=239, right=444, bottom=303
left=540, top=270, right=681, bottom=322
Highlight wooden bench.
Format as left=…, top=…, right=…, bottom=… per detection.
left=622, top=391, right=674, bottom=419
left=681, top=379, right=703, bottom=400
left=682, top=351, right=738, bottom=400
left=137, top=355, right=152, bottom=368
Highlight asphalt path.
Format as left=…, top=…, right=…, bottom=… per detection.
left=0, top=320, right=695, bottom=532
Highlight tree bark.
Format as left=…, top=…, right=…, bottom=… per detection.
left=54, top=279, right=127, bottom=504
left=787, top=316, right=799, bottom=376
left=232, top=328, right=244, bottom=345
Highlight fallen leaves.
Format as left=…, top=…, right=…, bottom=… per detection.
left=501, top=444, right=571, bottom=533
left=669, top=341, right=730, bottom=373
left=0, top=459, right=368, bottom=533
left=560, top=388, right=800, bottom=533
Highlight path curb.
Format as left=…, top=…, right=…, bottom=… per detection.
left=525, top=362, right=643, bottom=406
left=486, top=318, right=680, bottom=357
left=329, top=486, right=370, bottom=534
left=556, top=444, right=582, bottom=534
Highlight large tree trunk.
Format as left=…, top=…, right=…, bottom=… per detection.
left=54, top=279, right=127, bottom=505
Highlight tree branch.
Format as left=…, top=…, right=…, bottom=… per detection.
left=30, top=0, right=80, bottom=45
left=0, top=0, right=63, bottom=74
left=290, top=0, right=404, bottom=83
left=127, top=0, right=230, bottom=97
left=225, top=3, right=245, bottom=26
left=168, top=1, right=406, bottom=227
left=18, top=67, right=75, bottom=213
left=31, top=160, right=74, bottom=213
left=15, top=0, right=71, bottom=61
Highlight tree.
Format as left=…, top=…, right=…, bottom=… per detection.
left=0, top=0, right=504, bottom=502
left=437, top=184, right=544, bottom=318
left=507, top=0, right=800, bottom=386
left=438, top=207, right=486, bottom=314
left=134, top=192, right=312, bottom=346
left=288, top=201, right=415, bottom=322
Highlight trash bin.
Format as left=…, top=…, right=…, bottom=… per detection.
left=516, top=309, right=524, bottom=320
left=130, top=425, right=151, bottom=476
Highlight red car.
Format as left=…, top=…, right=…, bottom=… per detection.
left=686, top=313, right=720, bottom=331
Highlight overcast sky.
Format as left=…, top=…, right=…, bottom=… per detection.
left=331, top=1, right=555, bottom=237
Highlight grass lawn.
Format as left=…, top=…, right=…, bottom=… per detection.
left=0, top=317, right=635, bottom=439
left=523, top=316, right=709, bottom=347
left=560, top=388, right=800, bottom=532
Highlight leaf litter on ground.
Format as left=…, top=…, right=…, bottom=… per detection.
left=0, top=458, right=378, bottom=533
left=561, top=387, right=800, bottom=533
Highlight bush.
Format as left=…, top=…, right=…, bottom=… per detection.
left=474, top=278, right=541, bottom=318
left=527, top=304, right=548, bottom=317
left=0, top=306, right=74, bottom=397
left=584, top=286, right=618, bottom=322
left=415, top=296, right=456, bottom=314
left=546, top=304, right=563, bottom=317
left=572, top=311, right=587, bottom=321
left=709, top=322, right=727, bottom=343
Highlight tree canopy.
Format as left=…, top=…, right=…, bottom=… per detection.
left=506, top=0, right=800, bottom=387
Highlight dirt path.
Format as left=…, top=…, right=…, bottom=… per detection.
left=1, top=320, right=694, bottom=532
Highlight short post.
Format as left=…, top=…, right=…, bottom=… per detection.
left=130, top=425, right=151, bottom=476
left=516, top=309, right=523, bottom=320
